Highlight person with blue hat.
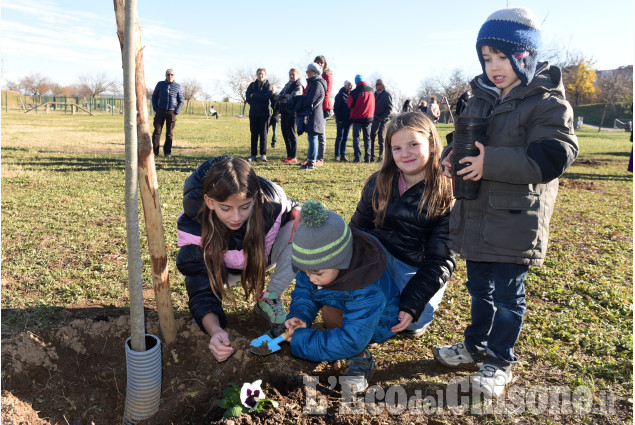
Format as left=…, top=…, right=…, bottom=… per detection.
left=347, top=74, right=375, bottom=162
left=437, top=6, right=579, bottom=398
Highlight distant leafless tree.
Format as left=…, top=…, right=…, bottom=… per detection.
left=438, top=69, right=471, bottom=111
left=221, top=68, right=255, bottom=102
left=48, top=83, right=74, bottom=97
left=266, top=73, right=282, bottom=93
left=416, top=77, right=441, bottom=103
left=182, top=78, right=203, bottom=113
left=19, top=73, right=52, bottom=97
left=76, top=72, right=116, bottom=99
left=391, top=87, right=409, bottom=115
left=4, top=79, right=21, bottom=92
left=595, top=66, right=633, bottom=106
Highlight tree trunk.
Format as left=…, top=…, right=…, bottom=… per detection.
left=114, top=0, right=176, bottom=344
left=120, top=0, right=145, bottom=352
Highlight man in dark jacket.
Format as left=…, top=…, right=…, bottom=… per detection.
left=278, top=68, right=304, bottom=163
left=347, top=74, right=375, bottom=162
left=370, top=79, right=393, bottom=162
left=151, top=68, right=184, bottom=157
left=333, top=80, right=353, bottom=161
left=246, top=68, right=276, bottom=162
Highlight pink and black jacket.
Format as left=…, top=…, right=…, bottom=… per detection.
left=176, top=156, right=299, bottom=331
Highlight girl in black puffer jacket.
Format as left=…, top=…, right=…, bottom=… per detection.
left=176, top=156, right=299, bottom=362
left=350, top=112, right=456, bottom=338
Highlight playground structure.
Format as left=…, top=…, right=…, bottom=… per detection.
left=24, top=100, right=96, bottom=115
left=614, top=118, right=632, bottom=131
left=6, top=91, right=249, bottom=117
left=16, top=94, right=126, bottom=116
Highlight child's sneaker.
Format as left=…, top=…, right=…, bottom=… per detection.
left=340, top=349, right=374, bottom=392
left=255, top=291, right=287, bottom=325
left=470, top=361, right=513, bottom=398
left=433, top=342, right=484, bottom=367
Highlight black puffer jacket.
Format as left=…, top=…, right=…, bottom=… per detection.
left=350, top=174, right=456, bottom=320
left=176, top=156, right=299, bottom=331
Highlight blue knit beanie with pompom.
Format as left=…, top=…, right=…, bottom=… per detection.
left=476, top=6, right=542, bottom=87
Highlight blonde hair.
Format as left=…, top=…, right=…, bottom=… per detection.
left=368, top=112, right=453, bottom=226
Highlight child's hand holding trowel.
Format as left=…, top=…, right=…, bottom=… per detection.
left=249, top=319, right=305, bottom=356
left=283, top=317, right=306, bottom=337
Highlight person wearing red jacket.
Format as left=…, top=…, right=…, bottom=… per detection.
left=347, top=74, right=375, bottom=162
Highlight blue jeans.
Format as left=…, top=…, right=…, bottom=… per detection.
left=383, top=248, right=446, bottom=332
left=306, top=132, right=319, bottom=163
left=352, top=122, right=371, bottom=161
left=334, top=121, right=352, bottom=158
left=464, top=261, right=528, bottom=364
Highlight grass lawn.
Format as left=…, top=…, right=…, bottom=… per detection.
left=1, top=110, right=632, bottom=423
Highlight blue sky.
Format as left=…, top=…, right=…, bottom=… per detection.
left=2, top=0, right=633, bottom=99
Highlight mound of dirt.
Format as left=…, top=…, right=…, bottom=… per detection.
left=2, top=309, right=630, bottom=424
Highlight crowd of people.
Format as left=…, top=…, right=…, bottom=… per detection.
left=152, top=60, right=461, bottom=165
left=173, top=5, right=579, bottom=400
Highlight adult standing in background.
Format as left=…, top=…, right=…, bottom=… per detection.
left=370, top=79, right=393, bottom=162
left=455, top=90, right=472, bottom=117
left=402, top=99, right=412, bottom=113
left=314, top=55, right=333, bottom=166
left=278, top=68, right=304, bottom=164
left=417, top=100, right=428, bottom=114
left=333, top=80, right=353, bottom=162
left=246, top=68, right=276, bottom=162
left=347, top=74, right=375, bottom=163
left=296, top=62, right=327, bottom=170
left=152, top=68, right=184, bottom=158
left=427, top=96, right=440, bottom=123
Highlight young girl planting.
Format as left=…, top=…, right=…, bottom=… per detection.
left=176, top=156, right=300, bottom=362
left=350, top=111, right=456, bottom=338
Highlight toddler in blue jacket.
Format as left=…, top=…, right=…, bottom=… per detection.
left=284, top=200, right=400, bottom=392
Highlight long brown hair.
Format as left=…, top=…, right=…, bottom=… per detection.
left=369, top=112, right=453, bottom=226
left=198, top=157, right=267, bottom=302
left=313, top=55, right=330, bottom=74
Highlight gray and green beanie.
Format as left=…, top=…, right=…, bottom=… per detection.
left=292, top=200, right=353, bottom=271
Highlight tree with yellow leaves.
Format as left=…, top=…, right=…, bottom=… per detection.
left=563, top=55, right=597, bottom=106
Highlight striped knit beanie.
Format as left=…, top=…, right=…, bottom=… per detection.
left=476, top=6, right=542, bottom=87
left=291, top=200, right=353, bottom=271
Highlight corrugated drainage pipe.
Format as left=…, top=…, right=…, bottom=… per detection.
left=122, top=334, right=162, bottom=424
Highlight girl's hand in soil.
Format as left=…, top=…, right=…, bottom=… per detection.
left=390, top=311, right=414, bottom=333
left=209, top=329, right=234, bottom=362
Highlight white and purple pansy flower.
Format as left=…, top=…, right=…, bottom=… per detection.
left=240, top=380, right=264, bottom=410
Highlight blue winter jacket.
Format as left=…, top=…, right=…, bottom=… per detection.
left=152, top=80, right=184, bottom=114
left=288, top=229, right=400, bottom=362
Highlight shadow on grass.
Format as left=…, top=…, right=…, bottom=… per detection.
left=562, top=172, right=632, bottom=182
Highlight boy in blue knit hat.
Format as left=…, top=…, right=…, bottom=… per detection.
left=284, top=200, right=400, bottom=392
left=438, top=6, right=578, bottom=398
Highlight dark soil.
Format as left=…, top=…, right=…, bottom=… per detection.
left=1, top=308, right=631, bottom=425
